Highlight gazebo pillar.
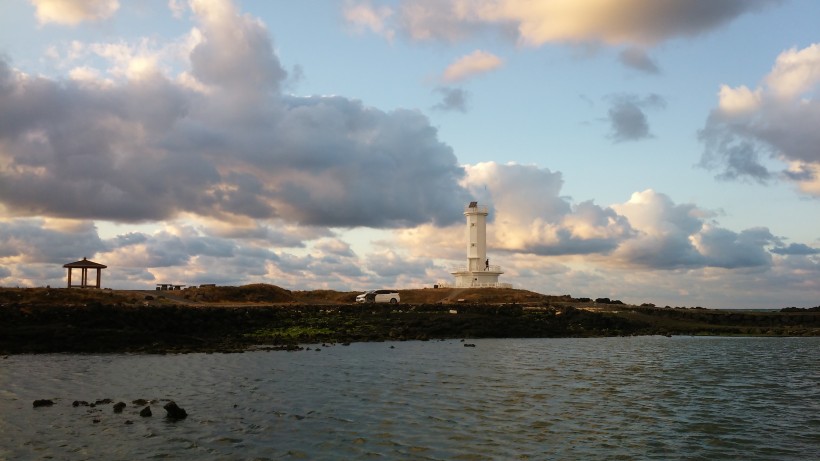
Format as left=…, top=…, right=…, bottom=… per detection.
left=63, top=258, right=107, bottom=289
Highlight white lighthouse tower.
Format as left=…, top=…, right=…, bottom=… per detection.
left=450, top=201, right=510, bottom=288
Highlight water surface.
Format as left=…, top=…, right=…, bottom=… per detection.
left=1, top=336, right=817, bottom=460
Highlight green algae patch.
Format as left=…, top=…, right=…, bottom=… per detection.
left=245, top=326, right=335, bottom=341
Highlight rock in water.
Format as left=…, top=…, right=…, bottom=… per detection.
left=163, top=401, right=187, bottom=419
left=33, top=399, right=54, bottom=408
left=113, top=402, right=126, bottom=413
left=140, top=406, right=152, bottom=417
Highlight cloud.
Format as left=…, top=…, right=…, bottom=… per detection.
left=188, top=0, right=287, bottom=96
left=30, top=0, right=120, bottom=25
left=0, top=0, right=470, bottom=229
left=463, top=162, right=634, bottom=256
left=0, top=215, right=433, bottom=290
left=608, top=100, right=650, bottom=142
left=168, top=0, right=187, bottom=18
left=606, top=93, right=665, bottom=142
left=343, top=1, right=395, bottom=41
left=771, top=243, right=820, bottom=255
left=699, top=43, right=820, bottom=194
left=392, top=167, right=785, bottom=273
left=692, top=226, right=776, bottom=269
left=611, top=190, right=777, bottom=269
left=618, top=47, right=660, bottom=74
left=347, top=0, right=780, bottom=46
left=442, top=50, right=503, bottom=82
left=432, top=87, right=468, bottom=112
left=0, top=218, right=104, bottom=264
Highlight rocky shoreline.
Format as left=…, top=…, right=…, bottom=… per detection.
left=2, top=300, right=819, bottom=354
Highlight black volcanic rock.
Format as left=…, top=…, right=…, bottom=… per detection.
left=163, top=401, right=187, bottom=419
left=33, top=399, right=54, bottom=408
left=113, top=402, right=126, bottom=413
left=140, top=406, right=152, bottom=417
left=1, top=287, right=819, bottom=355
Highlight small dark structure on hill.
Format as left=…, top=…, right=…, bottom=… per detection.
left=63, top=257, right=107, bottom=289
left=156, top=284, right=186, bottom=290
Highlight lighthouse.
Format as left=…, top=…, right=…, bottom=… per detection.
left=450, top=201, right=510, bottom=288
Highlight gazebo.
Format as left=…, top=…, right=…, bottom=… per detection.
left=63, top=257, right=107, bottom=289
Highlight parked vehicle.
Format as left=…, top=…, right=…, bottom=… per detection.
left=356, top=290, right=400, bottom=304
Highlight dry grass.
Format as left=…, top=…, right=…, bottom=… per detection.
left=0, top=284, right=568, bottom=306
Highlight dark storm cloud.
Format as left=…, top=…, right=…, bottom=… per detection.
left=618, top=47, right=660, bottom=74
left=432, top=87, right=468, bottom=112
left=0, top=1, right=469, bottom=229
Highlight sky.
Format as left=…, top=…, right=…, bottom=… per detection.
left=0, top=0, right=818, bottom=309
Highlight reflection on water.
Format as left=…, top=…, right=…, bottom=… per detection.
left=1, top=337, right=818, bottom=460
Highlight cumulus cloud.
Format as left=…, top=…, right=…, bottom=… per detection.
left=464, top=162, right=634, bottom=256
left=432, top=87, right=468, bottom=112
left=442, top=50, right=503, bottom=82
left=612, top=190, right=777, bottom=269
left=618, top=47, right=660, bottom=74
left=607, top=93, right=665, bottom=142
left=699, top=43, right=820, bottom=194
left=392, top=167, right=785, bottom=274
left=346, top=0, right=779, bottom=46
left=30, top=0, right=120, bottom=25
left=0, top=0, right=470, bottom=230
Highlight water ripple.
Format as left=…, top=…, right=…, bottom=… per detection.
left=0, top=337, right=817, bottom=460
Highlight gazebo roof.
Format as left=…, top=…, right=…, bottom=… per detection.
left=63, top=257, right=107, bottom=269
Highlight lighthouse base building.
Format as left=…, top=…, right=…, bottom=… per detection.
left=448, top=202, right=511, bottom=288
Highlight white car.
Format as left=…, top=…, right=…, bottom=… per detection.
left=356, top=290, right=400, bottom=304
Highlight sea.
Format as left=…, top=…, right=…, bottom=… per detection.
left=1, top=336, right=818, bottom=460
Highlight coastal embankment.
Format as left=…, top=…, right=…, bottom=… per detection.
left=1, top=285, right=818, bottom=354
